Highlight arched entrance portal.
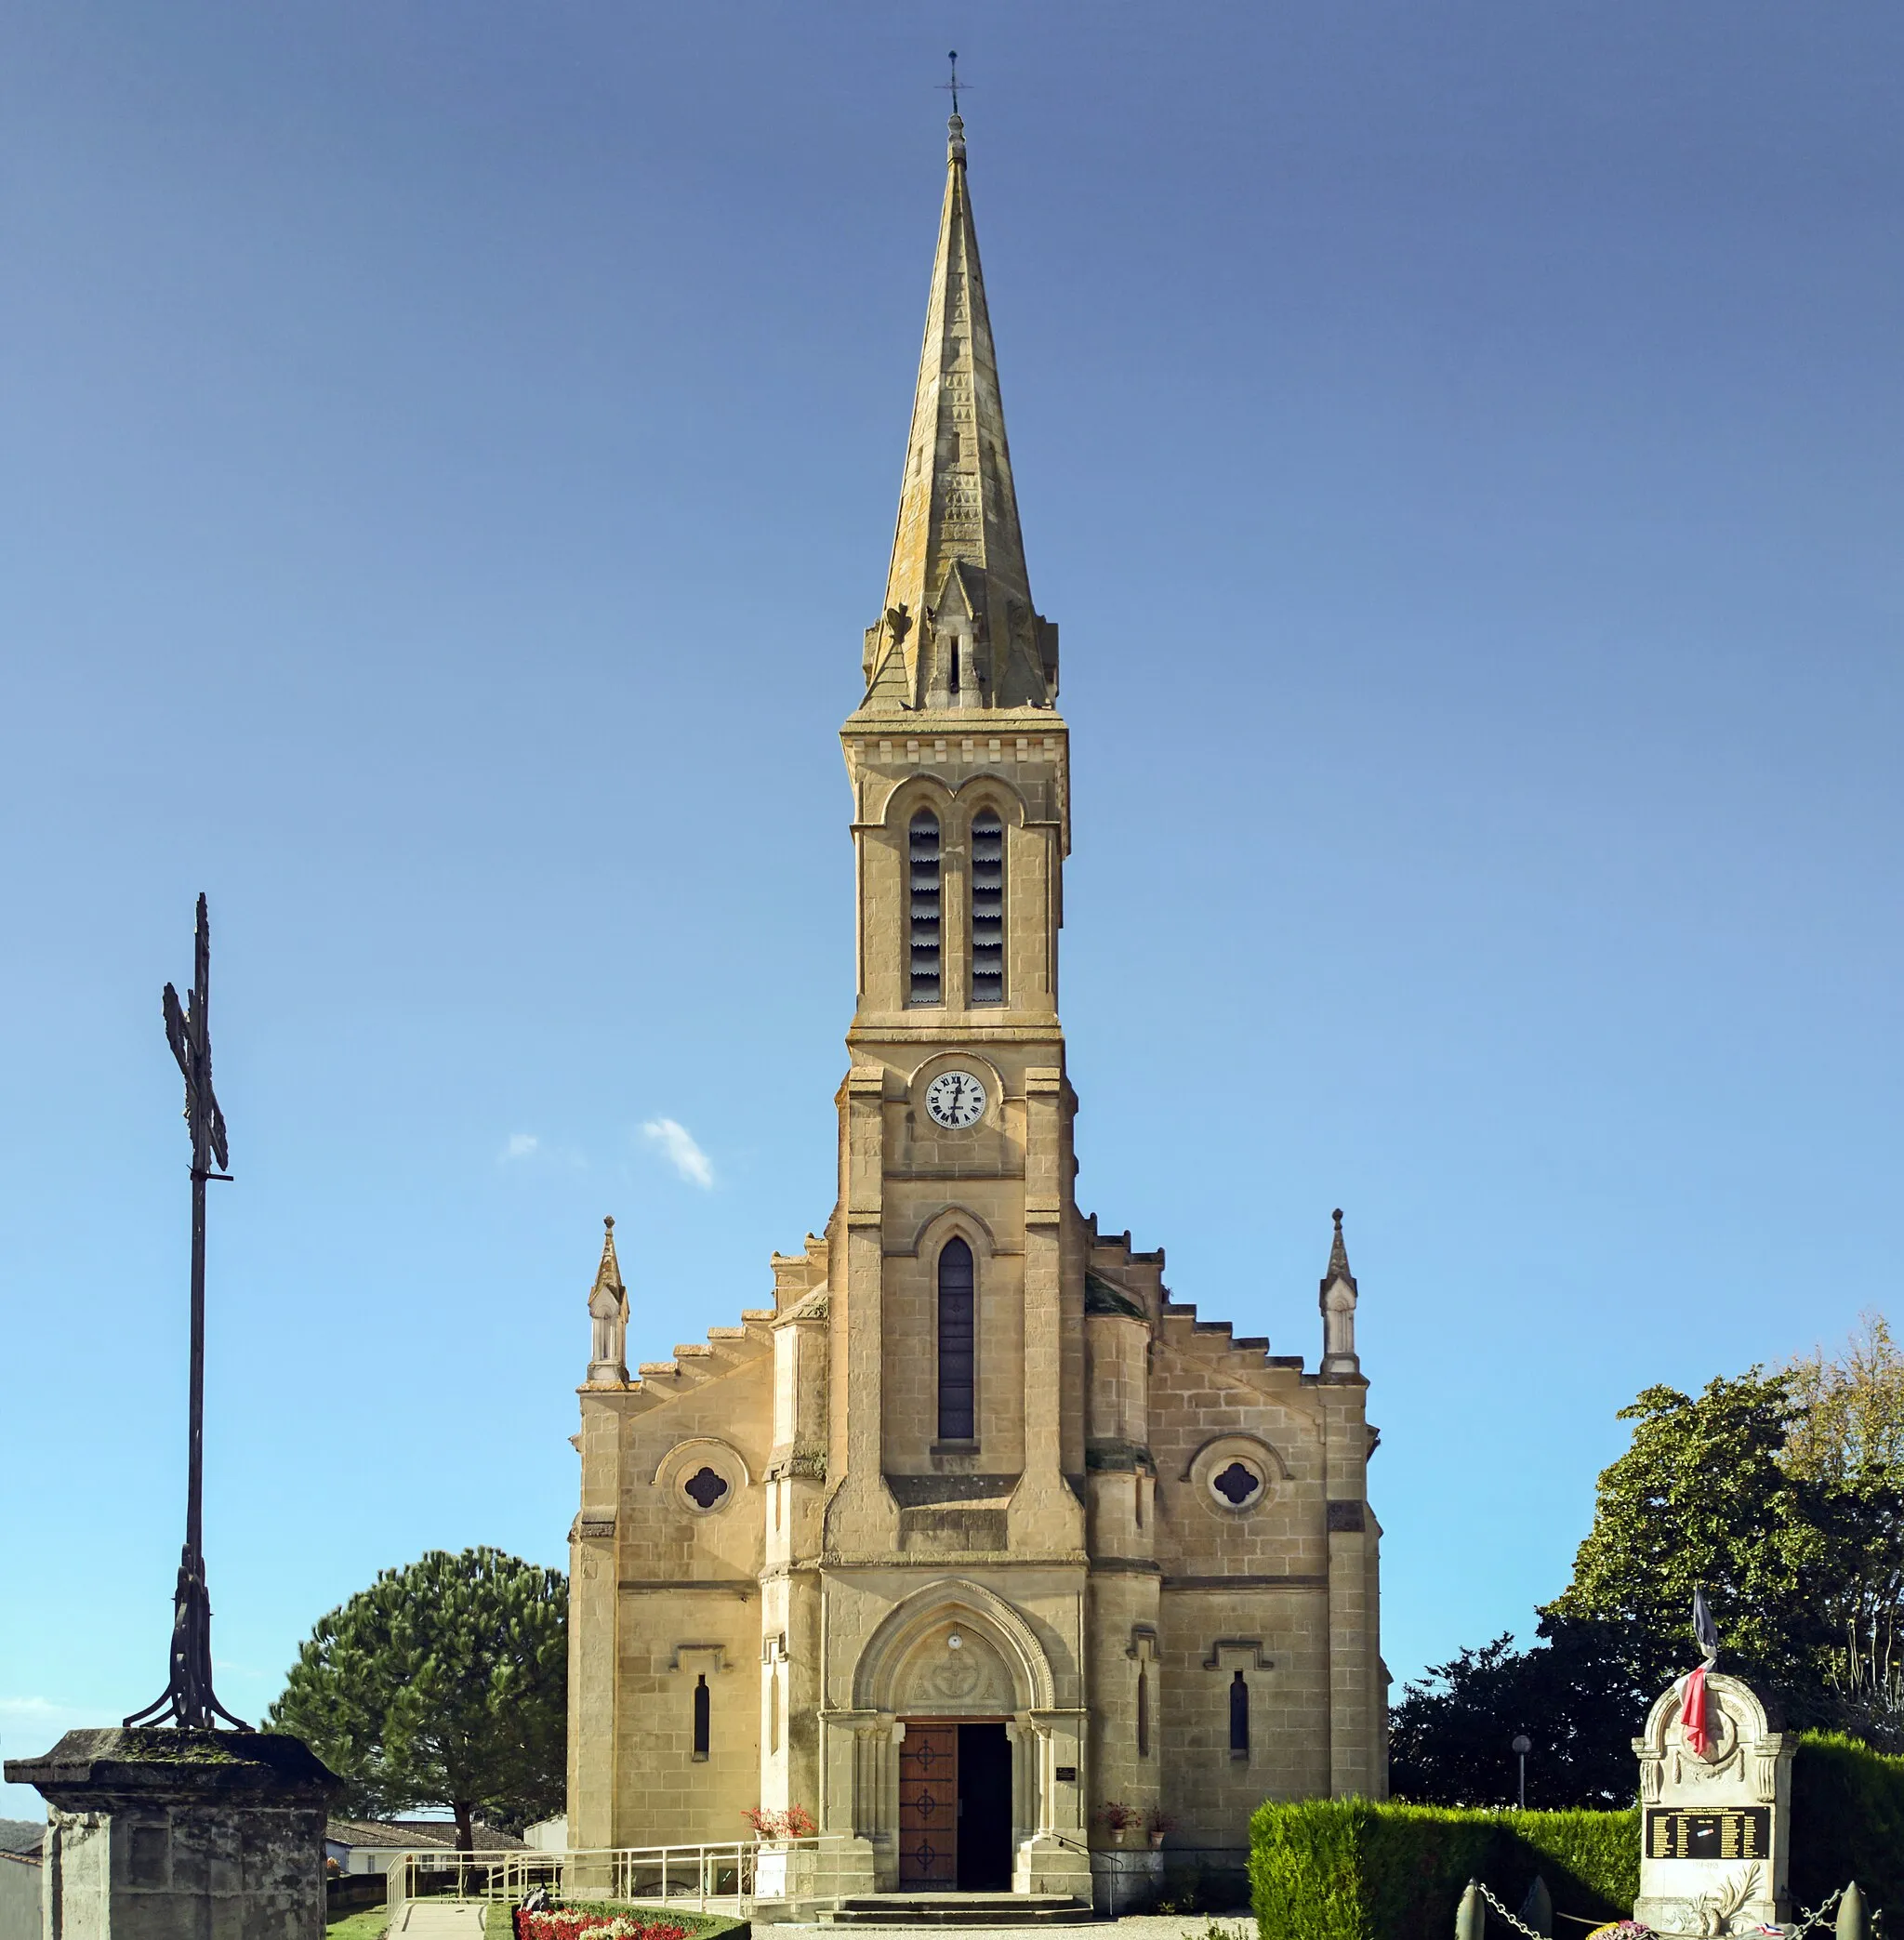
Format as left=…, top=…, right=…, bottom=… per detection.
left=853, top=1583, right=1057, bottom=1894
left=892, top=1617, right=1014, bottom=1890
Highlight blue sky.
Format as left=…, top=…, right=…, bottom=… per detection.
left=2, top=3, right=1899, bottom=1815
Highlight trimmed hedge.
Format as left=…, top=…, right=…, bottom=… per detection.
left=1249, top=1799, right=1637, bottom=1940
left=1792, top=1733, right=1904, bottom=1920
left=1250, top=1735, right=1903, bottom=1938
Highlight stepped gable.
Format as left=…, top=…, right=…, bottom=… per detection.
left=1089, top=1215, right=1302, bottom=1374
left=769, top=1231, right=831, bottom=1312
left=619, top=1305, right=775, bottom=1407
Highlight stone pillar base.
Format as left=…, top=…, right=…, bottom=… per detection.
left=810, top=1830, right=877, bottom=1907
left=5, top=1727, right=340, bottom=1940
left=1089, top=1846, right=1164, bottom=1915
left=1635, top=1888, right=1788, bottom=1935
left=1013, top=1834, right=1092, bottom=1899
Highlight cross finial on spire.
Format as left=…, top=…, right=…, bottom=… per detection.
left=942, top=49, right=962, bottom=119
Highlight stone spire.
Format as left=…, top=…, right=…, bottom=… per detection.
left=586, top=1215, right=628, bottom=1385
left=1319, top=1208, right=1361, bottom=1379
left=859, top=115, right=1059, bottom=714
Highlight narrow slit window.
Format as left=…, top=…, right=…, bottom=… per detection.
left=970, top=809, right=1004, bottom=1006
left=1137, top=1664, right=1151, bottom=1759
left=908, top=811, right=942, bottom=1006
left=693, top=1673, right=710, bottom=1761
left=1229, top=1669, right=1250, bottom=1758
left=937, top=1237, right=975, bottom=1440
left=768, top=1665, right=780, bottom=1755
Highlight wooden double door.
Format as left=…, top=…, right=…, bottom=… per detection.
left=897, top=1719, right=1013, bottom=1891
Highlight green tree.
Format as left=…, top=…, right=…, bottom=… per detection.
left=1785, top=1315, right=1904, bottom=1482
left=1784, top=1316, right=1904, bottom=1729
left=268, top=1547, right=567, bottom=1848
left=1542, top=1370, right=1830, bottom=1702
left=1389, top=1622, right=1641, bottom=1807
left=1398, top=1333, right=1904, bottom=1803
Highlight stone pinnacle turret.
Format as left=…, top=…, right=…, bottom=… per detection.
left=1319, top=1208, right=1361, bottom=1378
left=585, top=1214, right=628, bottom=1385
left=859, top=115, right=1058, bottom=714
left=1321, top=1208, right=1356, bottom=1296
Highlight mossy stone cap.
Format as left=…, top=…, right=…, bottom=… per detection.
left=5, top=1727, right=342, bottom=1802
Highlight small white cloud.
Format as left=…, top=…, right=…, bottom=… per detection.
left=0, top=1696, right=67, bottom=1722
left=641, top=1117, right=714, bottom=1189
left=502, top=1133, right=539, bottom=1161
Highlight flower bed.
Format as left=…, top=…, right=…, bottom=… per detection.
left=514, top=1913, right=693, bottom=1940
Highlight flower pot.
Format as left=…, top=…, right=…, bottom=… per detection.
left=1147, top=1833, right=1166, bottom=1850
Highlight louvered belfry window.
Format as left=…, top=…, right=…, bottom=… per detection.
left=908, top=810, right=942, bottom=1006
left=937, top=1237, right=975, bottom=1440
left=970, top=809, right=1004, bottom=1005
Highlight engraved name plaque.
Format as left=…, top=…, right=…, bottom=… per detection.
left=1645, top=1806, right=1771, bottom=1862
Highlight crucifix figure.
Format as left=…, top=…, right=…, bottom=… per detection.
left=126, top=893, right=249, bottom=1731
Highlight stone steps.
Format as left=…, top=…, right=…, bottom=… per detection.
left=824, top=1893, right=1094, bottom=1926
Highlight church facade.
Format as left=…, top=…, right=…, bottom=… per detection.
left=566, top=116, right=1386, bottom=1904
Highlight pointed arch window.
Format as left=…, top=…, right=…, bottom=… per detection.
left=1137, top=1663, right=1152, bottom=1759
left=936, top=1236, right=975, bottom=1440
left=908, top=811, right=942, bottom=1006
left=693, top=1673, right=711, bottom=1761
left=970, top=809, right=1004, bottom=1006
left=1229, top=1669, right=1250, bottom=1759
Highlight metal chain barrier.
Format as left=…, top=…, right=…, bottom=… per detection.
left=1781, top=1884, right=1846, bottom=1937
left=1475, top=1881, right=1548, bottom=1937
left=1471, top=1878, right=1871, bottom=1938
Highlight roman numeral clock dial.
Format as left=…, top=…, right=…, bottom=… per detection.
left=924, top=1069, right=986, bottom=1129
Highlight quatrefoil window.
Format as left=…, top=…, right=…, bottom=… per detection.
left=1211, top=1460, right=1264, bottom=1507
left=683, top=1466, right=730, bottom=1511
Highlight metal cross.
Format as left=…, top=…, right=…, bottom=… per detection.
left=940, top=50, right=966, bottom=118
left=126, top=893, right=249, bottom=1731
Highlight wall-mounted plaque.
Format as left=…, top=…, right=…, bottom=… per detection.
left=1053, top=1765, right=1077, bottom=1782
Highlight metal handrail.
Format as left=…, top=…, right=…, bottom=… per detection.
left=385, top=1839, right=831, bottom=1923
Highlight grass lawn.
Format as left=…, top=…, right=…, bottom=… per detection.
left=324, top=1910, right=390, bottom=1940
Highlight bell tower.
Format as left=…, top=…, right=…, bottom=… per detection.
left=824, top=112, right=1083, bottom=1567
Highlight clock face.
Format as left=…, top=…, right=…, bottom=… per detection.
left=924, top=1069, right=987, bottom=1129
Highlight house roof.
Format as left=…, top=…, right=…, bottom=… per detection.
left=327, top=1818, right=456, bottom=1851
left=0, top=1819, right=44, bottom=1859
left=326, top=1817, right=527, bottom=1851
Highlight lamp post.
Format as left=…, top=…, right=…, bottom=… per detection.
left=1512, top=1734, right=1531, bottom=1811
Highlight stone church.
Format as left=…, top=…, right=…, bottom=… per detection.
left=566, top=114, right=1386, bottom=1905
